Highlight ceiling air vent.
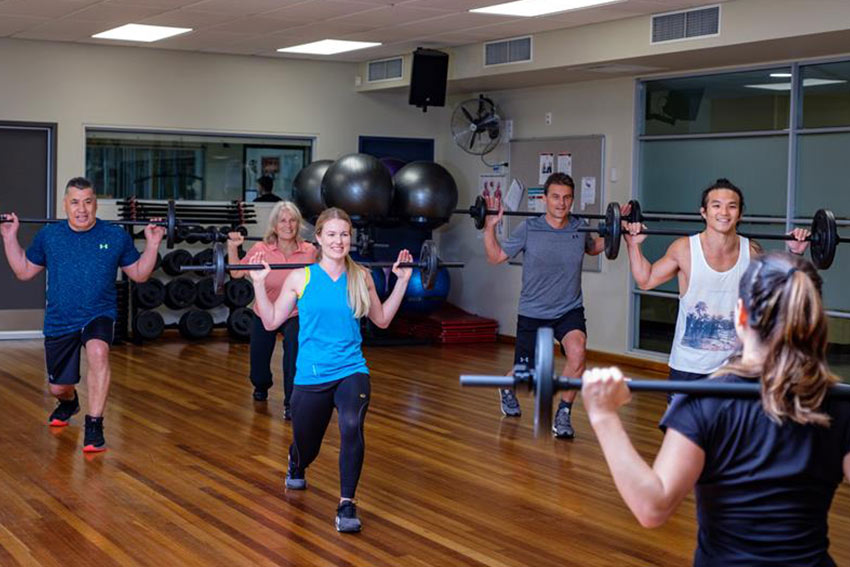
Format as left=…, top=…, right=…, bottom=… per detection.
left=651, top=5, right=720, bottom=44
left=484, top=36, right=532, bottom=66
left=368, top=57, right=403, bottom=82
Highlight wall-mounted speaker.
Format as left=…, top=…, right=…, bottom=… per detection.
left=408, top=48, right=449, bottom=112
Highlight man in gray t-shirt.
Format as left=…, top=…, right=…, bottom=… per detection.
left=483, top=173, right=605, bottom=439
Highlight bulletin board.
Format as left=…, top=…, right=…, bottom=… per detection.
left=504, top=135, right=605, bottom=272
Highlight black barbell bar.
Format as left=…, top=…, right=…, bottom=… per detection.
left=460, top=327, right=850, bottom=437
left=179, top=240, right=464, bottom=294
left=2, top=200, right=180, bottom=249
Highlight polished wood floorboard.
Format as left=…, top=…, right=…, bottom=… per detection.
left=0, top=333, right=847, bottom=566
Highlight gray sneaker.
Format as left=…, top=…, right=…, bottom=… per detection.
left=285, top=459, right=307, bottom=490
left=552, top=405, right=575, bottom=439
left=335, top=500, right=362, bottom=533
left=499, top=389, right=521, bottom=417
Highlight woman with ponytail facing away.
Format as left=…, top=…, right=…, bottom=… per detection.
left=249, top=207, right=412, bottom=533
left=582, top=253, right=850, bottom=566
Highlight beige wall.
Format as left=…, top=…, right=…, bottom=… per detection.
left=0, top=38, right=442, bottom=211
left=435, top=78, right=637, bottom=356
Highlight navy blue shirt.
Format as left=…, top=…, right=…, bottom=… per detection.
left=660, top=374, right=850, bottom=566
left=26, top=220, right=140, bottom=337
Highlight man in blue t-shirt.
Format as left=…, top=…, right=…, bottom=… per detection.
left=1, top=177, right=163, bottom=453
left=483, top=173, right=606, bottom=438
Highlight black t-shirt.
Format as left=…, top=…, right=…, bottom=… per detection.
left=253, top=193, right=282, bottom=202
left=660, top=373, right=850, bottom=567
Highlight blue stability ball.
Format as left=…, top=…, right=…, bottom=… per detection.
left=388, top=266, right=450, bottom=314
left=392, top=161, right=458, bottom=228
left=321, top=153, right=394, bottom=223
left=293, top=159, right=333, bottom=222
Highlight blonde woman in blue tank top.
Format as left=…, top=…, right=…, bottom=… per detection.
left=249, top=207, right=412, bottom=533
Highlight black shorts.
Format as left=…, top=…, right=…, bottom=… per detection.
left=514, top=307, right=587, bottom=368
left=666, top=368, right=709, bottom=403
left=44, top=316, right=115, bottom=385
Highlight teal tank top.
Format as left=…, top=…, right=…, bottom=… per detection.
left=294, top=264, right=369, bottom=385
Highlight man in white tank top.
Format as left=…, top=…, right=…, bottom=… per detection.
left=621, top=179, right=811, bottom=386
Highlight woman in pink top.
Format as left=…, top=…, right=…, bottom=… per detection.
left=228, top=201, right=317, bottom=419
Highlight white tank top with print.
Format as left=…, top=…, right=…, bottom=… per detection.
left=668, top=234, right=750, bottom=374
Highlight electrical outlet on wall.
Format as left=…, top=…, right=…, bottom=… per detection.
left=544, top=112, right=552, bottom=125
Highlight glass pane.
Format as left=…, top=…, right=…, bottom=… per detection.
left=643, top=67, right=791, bottom=135
left=638, top=136, right=788, bottom=293
left=801, top=61, right=850, bottom=128
left=795, top=132, right=850, bottom=313
left=85, top=130, right=311, bottom=201
left=829, top=316, right=850, bottom=382
left=636, top=294, right=677, bottom=354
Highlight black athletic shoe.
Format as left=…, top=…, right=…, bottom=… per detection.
left=285, top=458, right=306, bottom=490
left=283, top=406, right=292, bottom=421
left=335, top=500, right=362, bottom=533
left=252, top=389, right=268, bottom=402
left=552, top=405, right=575, bottom=439
left=499, top=389, right=521, bottom=417
left=48, top=392, right=80, bottom=427
left=83, top=415, right=106, bottom=453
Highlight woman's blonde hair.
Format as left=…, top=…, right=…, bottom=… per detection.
left=263, top=201, right=304, bottom=246
left=314, top=207, right=371, bottom=318
left=718, top=252, right=837, bottom=426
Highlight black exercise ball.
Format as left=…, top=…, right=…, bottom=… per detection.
left=293, top=159, right=333, bottom=222
left=392, top=161, right=458, bottom=228
left=321, top=153, right=394, bottom=224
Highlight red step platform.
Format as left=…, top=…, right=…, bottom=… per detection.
left=390, top=303, right=498, bottom=344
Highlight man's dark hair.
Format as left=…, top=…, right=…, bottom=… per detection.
left=543, top=172, right=574, bottom=195
left=65, top=177, right=93, bottom=193
left=257, top=176, right=274, bottom=193
left=700, top=178, right=745, bottom=212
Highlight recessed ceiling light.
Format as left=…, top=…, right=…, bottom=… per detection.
left=277, top=40, right=381, bottom=55
left=769, top=72, right=793, bottom=78
left=92, top=24, right=192, bottom=42
left=744, top=78, right=846, bottom=91
left=471, top=0, right=622, bottom=17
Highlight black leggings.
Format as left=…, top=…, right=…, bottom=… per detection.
left=288, top=372, right=370, bottom=499
left=249, top=315, right=299, bottom=408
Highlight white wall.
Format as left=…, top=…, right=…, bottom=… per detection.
left=435, top=78, right=636, bottom=355
left=0, top=38, right=443, bottom=209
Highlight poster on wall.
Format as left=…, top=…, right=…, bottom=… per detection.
left=478, top=173, right=507, bottom=201
left=527, top=186, right=545, bottom=213
left=580, top=176, right=597, bottom=211
left=557, top=152, right=572, bottom=176
left=538, top=152, right=554, bottom=184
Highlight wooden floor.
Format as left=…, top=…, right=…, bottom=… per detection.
left=0, top=334, right=848, bottom=567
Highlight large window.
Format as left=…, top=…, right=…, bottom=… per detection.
left=636, top=60, right=850, bottom=376
left=86, top=130, right=312, bottom=201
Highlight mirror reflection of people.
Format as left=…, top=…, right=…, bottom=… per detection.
left=253, top=176, right=281, bottom=202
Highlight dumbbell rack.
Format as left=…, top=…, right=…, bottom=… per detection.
left=117, top=200, right=258, bottom=343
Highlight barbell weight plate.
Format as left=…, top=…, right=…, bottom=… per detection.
left=627, top=200, right=643, bottom=224
left=224, top=278, right=254, bottom=308
left=213, top=242, right=227, bottom=294
left=810, top=208, right=837, bottom=270
left=195, top=276, right=225, bottom=309
left=164, top=277, right=198, bottom=310
left=604, top=202, right=622, bottom=260
left=134, top=310, right=165, bottom=341
left=472, top=195, right=487, bottom=230
left=533, top=326, right=555, bottom=437
left=166, top=199, right=176, bottom=249
left=178, top=309, right=214, bottom=339
left=133, top=278, right=165, bottom=309
left=161, top=249, right=193, bottom=276
left=227, top=307, right=254, bottom=340
left=419, top=239, right=438, bottom=290
left=193, top=248, right=215, bottom=266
